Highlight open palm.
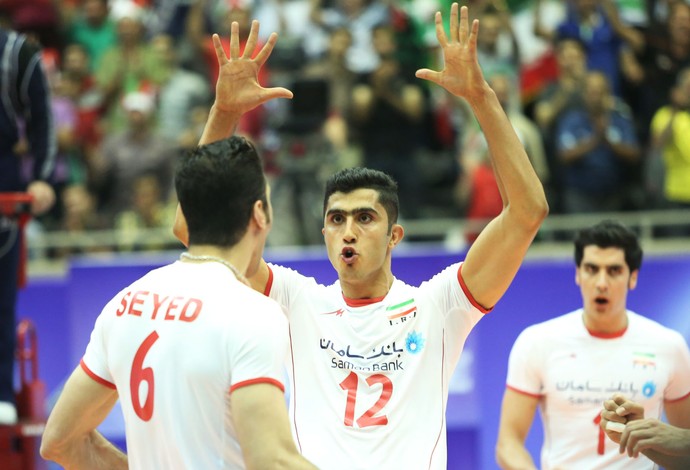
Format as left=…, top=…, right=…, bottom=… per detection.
left=415, top=4, right=487, bottom=102
left=212, top=20, right=292, bottom=116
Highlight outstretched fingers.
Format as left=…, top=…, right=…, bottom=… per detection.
left=449, top=3, right=459, bottom=43
left=415, top=68, right=442, bottom=86
left=434, top=11, right=448, bottom=47
left=254, top=32, right=278, bottom=68
left=212, top=34, right=229, bottom=66
left=230, top=21, right=240, bottom=59
left=242, top=20, right=259, bottom=59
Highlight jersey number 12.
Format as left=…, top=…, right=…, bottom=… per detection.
left=339, top=372, right=392, bottom=427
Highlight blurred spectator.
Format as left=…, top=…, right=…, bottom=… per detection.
left=0, top=0, right=61, bottom=51
left=476, top=3, right=520, bottom=82
left=491, top=73, right=549, bottom=185
left=91, top=91, right=175, bottom=220
left=620, top=1, right=690, bottom=144
left=150, top=33, right=210, bottom=145
left=350, top=24, right=425, bottom=219
left=534, top=37, right=588, bottom=213
left=649, top=67, right=690, bottom=219
left=309, top=0, right=390, bottom=75
left=115, top=173, right=176, bottom=251
left=57, top=0, right=118, bottom=71
left=555, top=71, right=640, bottom=214
left=60, top=43, right=106, bottom=173
left=534, top=0, right=638, bottom=95
left=455, top=129, right=502, bottom=245
left=301, top=27, right=360, bottom=168
left=50, top=183, right=108, bottom=257
left=96, top=1, right=168, bottom=132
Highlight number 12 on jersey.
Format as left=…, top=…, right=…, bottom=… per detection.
left=339, top=372, right=393, bottom=428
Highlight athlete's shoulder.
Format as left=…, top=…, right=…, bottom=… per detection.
left=627, top=311, right=687, bottom=341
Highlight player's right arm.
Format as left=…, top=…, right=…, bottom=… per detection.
left=495, top=388, right=540, bottom=470
left=40, top=366, right=126, bottom=469
left=231, top=383, right=318, bottom=469
left=173, top=19, right=292, bottom=286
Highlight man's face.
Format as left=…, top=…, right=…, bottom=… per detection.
left=322, top=188, right=395, bottom=283
left=576, top=246, right=637, bottom=325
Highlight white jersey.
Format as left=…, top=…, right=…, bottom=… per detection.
left=266, top=262, right=486, bottom=469
left=81, top=261, right=289, bottom=470
left=506, top=309, right=690, bottom=470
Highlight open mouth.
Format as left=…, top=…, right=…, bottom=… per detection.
left=341, top=247, right=357, bottom=263
left=595, top=297, right=609, bottom=305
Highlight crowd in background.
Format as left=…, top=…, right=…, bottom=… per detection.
left=1, top=0, right=689, bottom=255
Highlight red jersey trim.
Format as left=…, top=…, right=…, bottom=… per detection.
left=458, top=264, right=492, bottom=314
left=343, top=294, right=386, bottom=307
left=586, top=326, right=628, bottom=339
left=665, top=389, right=690, bottom=404
left=506, top=384, right=543, bottom=399
left=230, top=377, right=285, bottom=394
left=263, top=264, right=274, bottom=297
left=80, top=359, right=116, bottom=390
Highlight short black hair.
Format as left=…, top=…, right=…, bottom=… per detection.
left=574, top=220, right=643, bottom=272
left=175, top=136, right=267, bottom=247
left=323, top=167, right=399, bottom=231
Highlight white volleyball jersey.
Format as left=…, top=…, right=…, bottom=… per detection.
left=506, top=309, right=690, bottom=470
left=81, top=261, right=289, bottom=470
left=266, top=262, right=486, bottom=469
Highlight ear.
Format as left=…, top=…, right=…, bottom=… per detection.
left=574, top=266, right=581, bottom=286
left=388, top=224, right=404, bottom=248
left=628, top=270, right=638, bottom=291
left=252, top=200, right=268, bottom=231
left=172, top=204, right=189, bottom=247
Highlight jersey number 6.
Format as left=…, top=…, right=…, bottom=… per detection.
left=131, top=331, right=160, bottom=421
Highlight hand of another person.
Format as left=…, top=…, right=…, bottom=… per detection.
left=619, top=418, right=690, bottom=458
left=600, top=394, right=645, bottom=444
left=212, top=20, right=293, bottom=117
left=27, top=181, right=56, bottom=215
left=415, top=3, right=488, bottom=104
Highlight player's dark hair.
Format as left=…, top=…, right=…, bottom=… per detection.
left=175, top=136, right=268, bottom=247
left=323, top=167, right=399, bottom=232
left=574, top=220, right=643, bottom=272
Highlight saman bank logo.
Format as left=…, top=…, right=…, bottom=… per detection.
left=405, top=330, right=425, bottom=354
left=642, top=381, right=656, bottom=398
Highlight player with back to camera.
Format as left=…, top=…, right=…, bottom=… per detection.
left=174, top=4, right=548, bottom=469
left=40, top=28, right=317, bottom=470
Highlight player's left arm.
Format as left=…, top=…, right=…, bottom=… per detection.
left=416, top=3, right=548, bottom=310
left=41, top=366, right=126, bottom=469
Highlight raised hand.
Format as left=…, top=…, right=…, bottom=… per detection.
left=415, top=3, right=487, bottom=103
left=212, top=20, right=293, bottom=117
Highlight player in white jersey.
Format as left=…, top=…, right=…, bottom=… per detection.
left=497, top=220, right=690, bottom=470
left=172, top=4, right=548, bottom=468
left=40, top=67, right=316, bottom=468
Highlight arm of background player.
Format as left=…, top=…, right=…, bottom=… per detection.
left=416, top=4, right=548, bottom=310
left=231, top=383, right=318, bottom=469
left=495, top=388, right=540, bottom=470
left=40, top=367, right=125, bottom=469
